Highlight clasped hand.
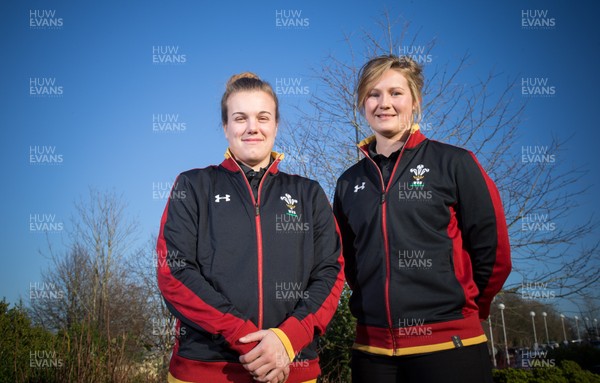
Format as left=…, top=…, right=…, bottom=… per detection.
left=239, top=330, right=291, bottom=383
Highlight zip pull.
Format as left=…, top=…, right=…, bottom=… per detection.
left=381, top=193, right=386, bottom=204
left=255, top=204, right=260, bottom=216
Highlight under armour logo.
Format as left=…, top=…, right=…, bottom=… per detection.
left=354, top=182, right=366, bottom=193
left=215, top=194, right=231, bottom=202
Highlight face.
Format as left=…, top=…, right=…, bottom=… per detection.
left=223, top=90, right=278, bottom=170
left=363, top=69, right=416, bottom=140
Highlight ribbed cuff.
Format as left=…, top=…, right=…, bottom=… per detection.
left=277, top=316, right=313, bottom=358
left=270, top=327, right=296, bottom=362
left=227, top=319, right=260, bottom=355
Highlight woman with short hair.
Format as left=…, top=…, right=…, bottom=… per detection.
left=158, top=72, right=345, bottom=383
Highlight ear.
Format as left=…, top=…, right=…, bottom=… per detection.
left=414, top=96, right=423, bottom=110
left=222, top=123, right=229, bottom=139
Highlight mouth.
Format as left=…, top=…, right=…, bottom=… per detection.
left=375, top=113, right=396, bottom=119
left=242, top=138, right=264, bottom=144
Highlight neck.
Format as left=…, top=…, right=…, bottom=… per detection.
left=237, top=158, right=271, bottom=172
left=374, top=131, right=409, bottom=157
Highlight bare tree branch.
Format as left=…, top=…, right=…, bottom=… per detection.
left=277, top=10, right=599, bottom=301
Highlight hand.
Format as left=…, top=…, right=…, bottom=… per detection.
left=239, top=329, right=291, bottom=383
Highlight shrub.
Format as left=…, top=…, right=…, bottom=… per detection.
left=492, top=360, right=600, bottom=383
left=318, top=285, right=355, bottom=383
left=548, top=344, right=600, bottom=373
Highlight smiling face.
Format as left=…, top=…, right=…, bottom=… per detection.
left=363, top=69, right=416, bottom=142
left=223, top=90, right=278, bottom=170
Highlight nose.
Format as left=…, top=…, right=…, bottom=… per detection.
left=246, top=118, right=259, bottom=133
left=379, top=93, right=391, bottom=108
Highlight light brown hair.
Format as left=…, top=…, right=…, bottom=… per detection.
left=221, top=72, right=280, bottom=124
left=356, top=55, right=424, bottom=123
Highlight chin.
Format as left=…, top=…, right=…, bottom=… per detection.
left=373, top=127, right=402, bottom=136
left=242, top=154, right=269, bottom=166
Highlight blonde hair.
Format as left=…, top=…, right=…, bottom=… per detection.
left=221, top=72, right=279, bottom=124
left=356, top=55, right=424, bottom=124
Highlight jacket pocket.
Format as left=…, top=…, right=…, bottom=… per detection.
left=393, top=249, right=465, bottom=323
left=177, top=325, right=239, bottom=362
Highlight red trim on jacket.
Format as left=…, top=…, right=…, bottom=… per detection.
left=447, top=205, right=480, bottom=317
left=220, top=152, right=283, bottom=329
left=157, top=196, right=259, bottom=355
left=169, top=353, right=320, bottom=383
left=159, top=149, right=344, bottom=379
left=468, top=153, right=512, bottom=319
left=357, top=126, right=426, bottom=153
left=356, top=125, right=427, bottom=351
left=338, top=125, right=510, bottom=356
left=278, top=238, right=345, bottom=355
left=355, top=315, right=486, bottom=350
left=220, top=150, right=282, bottom=176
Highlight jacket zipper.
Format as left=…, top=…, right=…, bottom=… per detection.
left=234, top=159, right=279, bottom=330
left=360, top=138, right=411, bottom=356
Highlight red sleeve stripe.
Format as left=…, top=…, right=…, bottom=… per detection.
left=446, top=205, right=480, bottom=316
left=280, top=221, right=346, bottom=353
left=302, top=247, right=345, bottom=334
left=156, top=198, right=253, bottom=343
left=468, top=153, right=512, bottom=311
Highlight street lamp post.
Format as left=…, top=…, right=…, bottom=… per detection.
left=542, top=312, right=550, bottom=346
left=560, top=314, right=568, bottom=346
left=488, top=316, right=497, bottom=367
left=575, top=316, right=581, bottom=342
left=498, top=303, right=510, bottom=367
left=585, top=317, right=591, bottom=340
left=594, top=319, right=599, bottom=340
left=530, top=311, right=538, bottom=350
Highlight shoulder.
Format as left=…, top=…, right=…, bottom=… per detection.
left=335, top=158, right=372, bottom=196
left=337, top=158, right=370, bottom=183
left=178, top=165, right=223, bottom=180
left=421, top=140, right=480, bottom=170
left=425, top=139, right=471, bottom=157
left=276, top=171, right=323, bottom=194
left=170, top=166, right=225, bottom=195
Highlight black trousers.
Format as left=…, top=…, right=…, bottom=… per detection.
left=351, top=343, right=493, bottom=383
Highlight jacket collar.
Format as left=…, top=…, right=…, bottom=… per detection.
left=220, top=148, right=284, bottom=175
left=358, top=123, right=426, bottom=155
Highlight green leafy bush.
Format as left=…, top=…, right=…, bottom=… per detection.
left=493, top=367, right=534, bottom=383
left=548, top=344, right=600, bottom=373
left=0, top=299, right=66, bottom=383
left=0, top=299, right=161, bottom=383
left=493, top=360, right=600, bottom=383
left=318, top=285, right=355, bottom=383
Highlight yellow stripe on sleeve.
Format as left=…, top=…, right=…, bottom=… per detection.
left=168, top=372, right=192, bottom=383
left=270, top=327, right=296, bottom=362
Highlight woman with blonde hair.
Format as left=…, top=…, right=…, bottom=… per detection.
left=333, top=55, right=511, bottom=382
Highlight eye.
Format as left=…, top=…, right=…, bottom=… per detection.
left=234, top=116, right=246, bottom=122
left=392, top=90, right=402, bottom=96
left=368, top=91, right=379, bottom=98
left=258, top=115, right=271, bottom=122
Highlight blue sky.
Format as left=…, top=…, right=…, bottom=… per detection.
left=1, top=0, right=599, bottom=317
